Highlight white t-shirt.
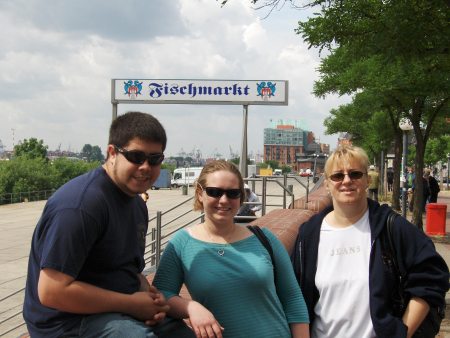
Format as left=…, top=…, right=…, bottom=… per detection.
left=312, top=210, right=376, bottom=338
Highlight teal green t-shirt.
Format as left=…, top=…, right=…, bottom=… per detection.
left=153, top=227, right=309, bottom=338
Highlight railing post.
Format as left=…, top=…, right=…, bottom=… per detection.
left=306, top=177, right=310, bottom=203
left=261, top=177, right=267, bottom=216
left=150, top=227, right=156, bottom=266
left=155, top=211, right=162, bottom=267
left=282, top=174, right=287, bottom=209
left=288, top=184, right=294, bottom=209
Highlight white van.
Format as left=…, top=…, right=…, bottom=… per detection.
left=171, top=167, right=203, bottom=187
left=273, top=169, right=283, bottom=176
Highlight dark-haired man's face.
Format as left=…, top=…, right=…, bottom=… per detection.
left=106, top=137, right=163, bottom=196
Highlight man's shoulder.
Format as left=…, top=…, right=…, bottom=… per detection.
left=47, top=167, right=107, bottom=212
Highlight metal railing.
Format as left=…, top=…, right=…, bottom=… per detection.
left=143, top=174, right=308, bottom=270
left=0, top=189, right=56, bottom=205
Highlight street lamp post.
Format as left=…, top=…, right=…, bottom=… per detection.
left=399, top=118, right=414, bottom=218
left=447, top=153, right=450, bottom=190
left=312, top=154, right=318, bottom=182
left=305, top=168, right=312, bottom=203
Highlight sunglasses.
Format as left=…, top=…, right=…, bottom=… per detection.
left=329, top=170, right=366, bottom=182
left=114, top=146, right=164, bottom=166
left=201, top=186, right=242, bottom=199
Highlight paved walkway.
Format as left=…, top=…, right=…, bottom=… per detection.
left=0, top=187, right=449, bottom=337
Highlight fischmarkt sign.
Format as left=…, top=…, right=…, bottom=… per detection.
left=112, top=79, right=288, bottom=105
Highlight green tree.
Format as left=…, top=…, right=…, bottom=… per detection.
left=51, top=158, right=100, bottom=188
left=0, top=156, right=101, bottom=204
left=258, top=162, right=268, bottom=169
left=295, top=0, right=449, bottom=227
left=81, top=144, right=105, bottom=162
left=230, top=158, right=240, bottom=166
left=162, top=162, right=176, bottom=174
left=281, top=165, right=291, bottom=174
left=91, top=146, right=104, bottom=162
left=81, top=144, right=93, bottom=161
left=265, top=160, right=279, bottom=170
left=0, top=157, right=54, bottom=202
left=14, top=138, right=48, bottom=159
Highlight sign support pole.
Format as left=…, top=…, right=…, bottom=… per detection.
left=112, top=104, right=118, bottom=120
left=111, top=80, right=118, bottom=120
left=239, top=105, right=248, bottom=178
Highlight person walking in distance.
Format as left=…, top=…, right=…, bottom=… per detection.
left=424, top=168, right=440, bottom=203
left=367, top=165, right=380, bottom=202
left=23, top=112, right=194, bottom=338
left=387, top=168, right=394, bottom=192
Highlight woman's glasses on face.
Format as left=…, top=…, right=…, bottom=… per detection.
left=200, top=185, right=241, bottom=199
left=329, top=170, right=366, bottom=182
left=114, top=145, right=164, bottom=166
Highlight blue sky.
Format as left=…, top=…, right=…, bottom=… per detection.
left=0, top=0, right=348, bottom=158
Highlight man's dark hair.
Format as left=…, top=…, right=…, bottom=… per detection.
left=108, top=111, right=167, bottom=151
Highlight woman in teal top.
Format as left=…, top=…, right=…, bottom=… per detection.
left=153, top=160, right=309, bottom=338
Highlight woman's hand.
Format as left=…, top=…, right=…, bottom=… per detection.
left=187, top=301, right=224, bottom=338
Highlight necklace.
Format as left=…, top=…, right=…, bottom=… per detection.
left=203, top=224, right=236, bottom=257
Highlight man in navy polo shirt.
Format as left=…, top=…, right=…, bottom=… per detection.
left=23, top=112, right=194, bottom=338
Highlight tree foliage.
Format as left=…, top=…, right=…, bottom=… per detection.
left=81, top=144, right=105, bottom=162
left=161, top=162, right=176, bottom=174
left=14, top=138, right=48, bottom=159
left=295, top=0, right=450, bottom=227
left=231, top=0, right=449, bottom=225
left=0, top=157, right=100, bottom=204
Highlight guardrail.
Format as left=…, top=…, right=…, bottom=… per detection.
left=0, top=189, right=56, bottom=205
left=143, top=174, right=310, bottom=270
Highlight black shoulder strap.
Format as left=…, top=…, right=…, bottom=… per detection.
left=247, top=225, right=277, bottom=281
left=381, top=210, right=407, bottom=315
left=385, top=211, right=405, bottom=278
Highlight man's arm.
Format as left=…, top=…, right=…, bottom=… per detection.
left=38, top=268, right=169, bottom=322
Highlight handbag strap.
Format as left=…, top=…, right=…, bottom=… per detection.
left=382, top=210, right=407, bottom=313
left=385, top=211, right=404, bottom=277
left=247, top=225, right=277, bottom=284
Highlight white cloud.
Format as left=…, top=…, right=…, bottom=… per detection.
left=0, top=0, right=349, bottom=158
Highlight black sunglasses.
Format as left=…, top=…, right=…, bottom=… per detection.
left=329, top=170, right=366, bottom=182
left=201, top=186, right=241, bottom=199
left=114, top=146, right=164, bottom=166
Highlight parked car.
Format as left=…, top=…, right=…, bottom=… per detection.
left=273, top=169, right=283, bottom=176
left=299, top=169, right=313, bottom=177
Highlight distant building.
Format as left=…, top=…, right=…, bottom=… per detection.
left=263, top=120, right=329, bottom=172
left=338, top=132, right=352, bottom=147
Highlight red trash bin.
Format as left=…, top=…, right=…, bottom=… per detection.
left=425, top=203, right=447, bottom=236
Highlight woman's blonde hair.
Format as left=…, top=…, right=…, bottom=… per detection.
left=193, top=160, right=245, bottom=211
left=324, top=145, right=369, bottom=178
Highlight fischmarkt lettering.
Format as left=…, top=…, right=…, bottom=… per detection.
left=148, top=82, right=250, bottom=99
